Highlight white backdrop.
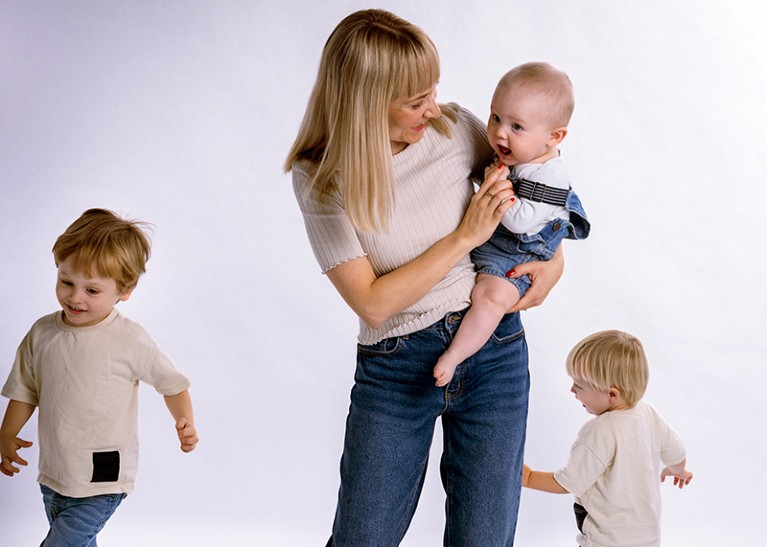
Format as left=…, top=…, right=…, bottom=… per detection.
left=1, top=1, right=765, bottom=545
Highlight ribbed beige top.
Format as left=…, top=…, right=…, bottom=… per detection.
left=292, top=104, right=493, bottom=344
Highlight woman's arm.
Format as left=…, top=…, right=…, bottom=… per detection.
left=328, top=165, right=515, bottom=328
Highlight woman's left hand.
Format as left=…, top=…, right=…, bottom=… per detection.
left=507, top=245, right=565, bottom=312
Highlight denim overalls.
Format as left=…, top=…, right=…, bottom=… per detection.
left=472, top=187, right=590, bottom=297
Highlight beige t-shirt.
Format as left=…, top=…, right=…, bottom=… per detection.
left=292, top=104, right=493, bottom=344
left=2, top=309, right=190, bottom=497
left=554, top=402, right=687, bottom=547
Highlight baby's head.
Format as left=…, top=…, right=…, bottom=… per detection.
left=53, top=208, right=151, bottom=293
left=566, top=330, right=649, bottom=411
left=488, top=62, right=574, bottom=166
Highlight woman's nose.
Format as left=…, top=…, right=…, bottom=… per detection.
left=424, top=96, right=440, bottom=119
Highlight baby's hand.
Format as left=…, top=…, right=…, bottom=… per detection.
left=0, top=436, right=33, bottom=477
left=175, top=418, right=199, bottom=453
left=660, top=465, right=693, bottom=489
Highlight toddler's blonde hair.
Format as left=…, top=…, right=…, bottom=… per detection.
left=52, top=208, right=152, bottom=293
left=566, top=330, right=649, bottom=406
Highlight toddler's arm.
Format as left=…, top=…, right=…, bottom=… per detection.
left=522, top=464, right=569, bottom=494
left=661, top=458, right=693, bottom=489
left=0, top=400, right=35, bottom=477
left=163, top=390, right=198, bottom=453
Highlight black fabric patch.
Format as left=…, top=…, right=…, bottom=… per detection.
left=573, top=502, right=588, bottom=533
left=91, top=451, right=120, bottom=482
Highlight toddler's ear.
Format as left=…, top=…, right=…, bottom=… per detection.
left=118, top=287, right=135, bottom=303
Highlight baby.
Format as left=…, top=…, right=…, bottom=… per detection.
left=434, top=62, right=589, bottom=386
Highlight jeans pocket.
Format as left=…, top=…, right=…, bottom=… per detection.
left=490, top=314, right=525, bottom=345
left=357, top=336, right=402, bottom=356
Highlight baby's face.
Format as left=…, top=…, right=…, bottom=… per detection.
left=486, top=85, right=557, bottom=166
left=55, top=256, right=131, bottom=327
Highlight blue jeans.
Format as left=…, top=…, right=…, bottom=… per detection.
left=40, top=485, right=126, bottom=546
left=328, top=310, right=529, bottom=546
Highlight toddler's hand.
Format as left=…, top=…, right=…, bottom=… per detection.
left=175, top=418, right=199, bottom=453
left=0, top=437, right=33, bottom=477
left=521, top=464, right=532, bottom=487
left=660, top=466, right=693, bottom=489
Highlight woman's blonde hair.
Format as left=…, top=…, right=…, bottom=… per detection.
left=565, top=330, right=649, bottom=406
left=498, top=62, right=574, bottom=128
left=52, top=208, right=152, bottom=293
left=284, top=9, right=453, bottom=232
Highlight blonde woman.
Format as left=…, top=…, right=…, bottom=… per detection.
left=285, top=9, right=564, bottom=546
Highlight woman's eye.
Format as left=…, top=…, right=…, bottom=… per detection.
left=411, top=102, right=423, bottom=110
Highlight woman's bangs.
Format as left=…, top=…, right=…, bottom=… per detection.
left=396, top=42, right=440, bottom=99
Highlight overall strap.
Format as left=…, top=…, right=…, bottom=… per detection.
left=510, top=170, right=569, bottom=206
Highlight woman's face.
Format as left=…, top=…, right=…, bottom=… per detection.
left=388, top=83, right=440, bottom=154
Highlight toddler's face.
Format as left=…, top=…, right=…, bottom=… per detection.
left=486, top=85, right=557, bottom=166
left=569, top=377, right=612, bottom=416
left=55, top=256, right=131, bottom=327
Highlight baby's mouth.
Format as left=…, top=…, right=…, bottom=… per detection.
left=498, top=145, right=511, bottom=156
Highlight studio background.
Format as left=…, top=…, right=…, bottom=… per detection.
left=1, top=1, right=765, bottom=545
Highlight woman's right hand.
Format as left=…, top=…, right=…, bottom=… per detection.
left=456, top=163, right=516, bottom=248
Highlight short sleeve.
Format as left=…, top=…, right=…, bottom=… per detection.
left=1, top=332, right=39, bottom=406
left=292, top=163, right=366, bottom=273
left=554, top=440, right=609, bottom=497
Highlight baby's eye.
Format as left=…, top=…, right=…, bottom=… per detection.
left=511, top=123, right=523, bottom=131
left=490, top=114, right=500, bottom=123
left=59, top=279, right=73, bottom=286
left=86, top=288, right=101, bottom=295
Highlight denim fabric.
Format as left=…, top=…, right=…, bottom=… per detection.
left=327, top=310, right=529, bottom=546
left=471, top=190, right=589, bottom=297
left=40, top=485, right=125, bottom=547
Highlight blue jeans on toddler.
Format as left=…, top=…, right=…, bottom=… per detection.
left=40, top=484, right=126, bottom=546
left=326, top=310, right=530, bottom=546
left=472, top=190, right=590, bottom=297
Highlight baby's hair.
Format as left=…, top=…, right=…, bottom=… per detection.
left=566, top=330, right=649, bottom=406
left=499, top=61, right=574, bottom=127
left=52, top=208, right=152, bottom=293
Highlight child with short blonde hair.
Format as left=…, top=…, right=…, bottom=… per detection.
left=0, top=208, right=198, bottom=546
left=523, top=330, right=693, bottom=546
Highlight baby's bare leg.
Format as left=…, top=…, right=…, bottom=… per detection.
left=434, top=274, right=520, bottom=386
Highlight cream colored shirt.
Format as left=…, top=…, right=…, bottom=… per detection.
left=292, top=104, right=493, bottom=344
left=2, top=309, right=190, bottom=497
left=554, top=402, right=687, bottom=547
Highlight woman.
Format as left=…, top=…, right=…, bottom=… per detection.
left=285, top=9, right=564, bottom=546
